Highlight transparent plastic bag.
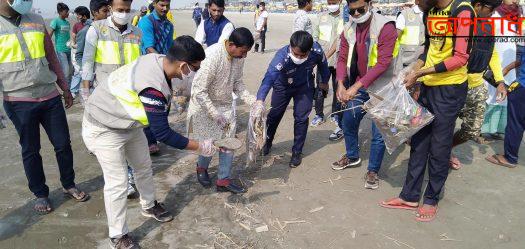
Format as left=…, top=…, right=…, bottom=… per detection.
left=365, top=65, right=434, bottom=154
left=246, top=109, right=267, bottom=163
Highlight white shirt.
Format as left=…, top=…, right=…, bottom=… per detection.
left=396, top=5, right=423, bottom=30
left=293, top=9, right=313, bottom=34
left=195, top=18, right=235, bottom=46
left=486, top=12, right=516, bottom=106
left=256, top=10, right=268, bottom=31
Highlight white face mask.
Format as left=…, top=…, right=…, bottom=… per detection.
left=181, top=63, right=196, bottom=80
left=112, top=11, right=131, bottom=25
left=289, top=50, right=308, bottom=65
left=327, top=4, right=340, bottom=13
left=350, top=9, right=371, bottom=24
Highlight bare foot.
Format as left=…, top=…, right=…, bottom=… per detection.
left=450, top=154, right=462, bottom=170
left=380, top=197, right=418, bottom=210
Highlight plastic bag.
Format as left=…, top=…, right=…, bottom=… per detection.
left=365, top=67, right=434, bottom=154
left=246, top=109, right=267, bottom=163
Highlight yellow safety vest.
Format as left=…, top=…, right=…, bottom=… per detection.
left=0, top=13, right=57, bottom=96
left=344, top=12, right=401, bottom=93
left=86, top=54, right=173, bottom=130
left=91, top=19, right=141, bottom=86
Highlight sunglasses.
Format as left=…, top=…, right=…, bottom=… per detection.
left=348, top=5, right=367, bottom=16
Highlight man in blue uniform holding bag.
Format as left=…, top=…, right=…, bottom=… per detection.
left=255, top=31, right=330, bottom=167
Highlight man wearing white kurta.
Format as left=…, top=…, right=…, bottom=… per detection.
left=188, top=28, right=258, bottom=194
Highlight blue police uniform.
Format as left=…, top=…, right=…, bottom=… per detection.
left=204, top=16, right=231, bottom=46
left=257, top=43, right=330, bottom=154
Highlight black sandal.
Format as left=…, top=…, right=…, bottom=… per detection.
left=63, top=187, right=90, bottom=202
left=34, top=197, right=53, bottom=215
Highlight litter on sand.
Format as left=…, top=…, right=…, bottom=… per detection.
left=255, top=225, right=269, bottom=233
left=309, top=206, right=324, bottom=213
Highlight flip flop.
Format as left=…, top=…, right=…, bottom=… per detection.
left=486, top=154, right=517, bottom=169
left=379, top=197, right=418, bottom=210
left=63, top=187, right=90, bottom=202
left=34, top=197, right=53, bottom=215
left=449, top=155, right=462, bottom=170
left=415, top=205, right=438, bottom=222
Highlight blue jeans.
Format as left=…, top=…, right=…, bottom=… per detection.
left=3, top=96, right=75, bottom=197
left=56, top=51, right=72, bottom=85
left=341, top=88, right=386, bottom=173
left=197, top=151, right=234, bottom=180
left=70, top=71, right=81, bottom=95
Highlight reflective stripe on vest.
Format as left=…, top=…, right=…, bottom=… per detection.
left=95, top=40, right=120, bottom=64
left=368, top=40, right=400, bottom=67
left=95, top=40, right=140, bottom=65
left=123, top=43, right=140, bottom=64
left=107, top=63, right=148, bottom=126
left=0, top=31, right=45, bottom=63
left=399, top=26, right=420, bottom=46
left=319, top=18, right=344, bottom=42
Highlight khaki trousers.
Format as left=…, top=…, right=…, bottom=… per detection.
left=82, top=117, right=156, bottom=238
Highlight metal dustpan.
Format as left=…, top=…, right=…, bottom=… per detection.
left=214, top=137, right=243, bottom=150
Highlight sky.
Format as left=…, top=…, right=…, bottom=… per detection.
left=34, top=0, right=196, bottom=16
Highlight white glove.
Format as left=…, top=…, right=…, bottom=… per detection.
left=250, top=100, right=266, bottom=118
left=0, top=112, right=8, bottom=129
left=215, top=112, right=229, bottom=129
left=80, top=88, right=90, bottom=106
left=198, top=139, right=217, bottom=157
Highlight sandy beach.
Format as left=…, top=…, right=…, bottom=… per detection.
left=0, top=11, right=524, bottom=249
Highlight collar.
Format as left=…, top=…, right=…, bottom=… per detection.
left=105, top=16, right=133, bottom=35
left=223, top=40, right=233, bottom=61
left=413, top=5, right=422, bottom=14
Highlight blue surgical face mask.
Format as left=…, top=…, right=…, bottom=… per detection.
left=8, top=0, right=33, bottom=15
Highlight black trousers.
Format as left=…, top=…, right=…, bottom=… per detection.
left=314, top=66, right=338, bottom=118
left=254, top=29, right=266, bottom=52
left=400, top=82, right=468, bottom=205
left=266, top=84, right=314, bottom=154
left=4, top=96, right=76, bottom=197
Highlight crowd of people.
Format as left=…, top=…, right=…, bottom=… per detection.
left=0, top=0, right=524, bottom=248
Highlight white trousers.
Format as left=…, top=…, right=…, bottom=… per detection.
left=82, top=117, right=156, bottom=238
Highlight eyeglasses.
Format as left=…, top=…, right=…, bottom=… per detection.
left=348, top=5, right=367, bottom=16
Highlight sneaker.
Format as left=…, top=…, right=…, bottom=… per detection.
left=331, top=154, right=361, bottom=170
left=141, top=201, right=173, bottom=222
left=364, top=171, right=379, bottom=190
left=127, top=184, right=137, bottom=199
left=109, top=234, right=140, bottom=249
left=328, top=127, right=344, bottom=141
left=310, top=115, right=325, bottom=127
left=329, top=115, right=338, bottom=124
left=127, top=167, right=135, bottom=185
left=149, top=144, right=160, bottom=155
